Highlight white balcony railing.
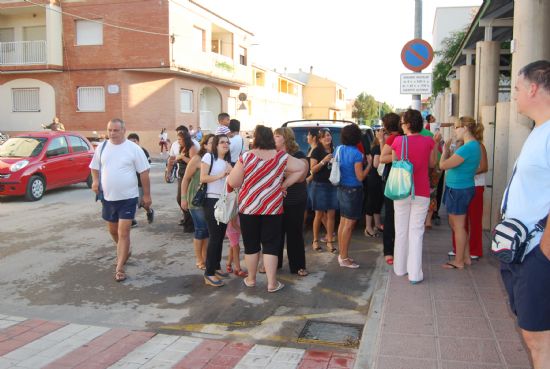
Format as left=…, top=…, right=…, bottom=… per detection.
left=0, top=41, right=47, bottom=66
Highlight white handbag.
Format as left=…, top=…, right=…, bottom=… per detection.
left=329, top=146, right=341, bottom=186
left=214, top=179, right=239, bottom=225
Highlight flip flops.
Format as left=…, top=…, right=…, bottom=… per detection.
left=442, top=262, right=464, bottom=270
left=267, top=281, right=285, bottom=293
left=114, top=269, right=126, bottom=282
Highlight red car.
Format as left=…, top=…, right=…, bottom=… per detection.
left=0, top=131, right=94, bottom=201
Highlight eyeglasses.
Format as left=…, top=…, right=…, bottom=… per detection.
left=218, top=140, right=229, bottom=144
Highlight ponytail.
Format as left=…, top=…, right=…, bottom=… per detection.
left=458, top=116, right=483, bottom=142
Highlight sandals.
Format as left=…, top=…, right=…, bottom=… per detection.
left=226, top=264, right=233, bottom=273
left=385, top=256, right=394, bottom=265
left=326, top=241, right=337, bottom=253
left=268, top=281, right=285, bottom=293
left=234, top=268, right=248, bottom=278
left=364, top=229, right=377, bottom=237
left=442, top=262, right=464, bottom=270
left=243, top=278, right=256, bottom=287
left=312, top=240, right=322, bottom=252
left=338, top=255, right=359, bottom=269
left=196, top=262, right=206, bottom=270
left=114, top=269, right=126, bottom=282
left=204, top=274, right=224, bottom=287
left=297, top=269, right=309, bottom=276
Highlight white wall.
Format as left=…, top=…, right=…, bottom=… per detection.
left=432, top=7, right=477, bottom=63
left=0, top=78, right=56, bottom=132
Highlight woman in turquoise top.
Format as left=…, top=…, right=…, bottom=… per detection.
left=440, top=116, right=482, bottom=269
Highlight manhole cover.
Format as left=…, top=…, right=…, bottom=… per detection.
left=297, top=320, right=363, bottom=348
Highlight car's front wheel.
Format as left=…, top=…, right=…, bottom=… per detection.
left=25, top=175, right=45, bottom=201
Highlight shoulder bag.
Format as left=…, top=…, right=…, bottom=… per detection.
left=491, top=164, right=548, bottom=263
left=383, top=136, right=414, bottom=200
left=191, top=153, right=214, bottom=207
left=329, top=146, right=341, bottom=186
left=95, top=141, right=107, bottom=202
left=214, top=179, right=239, bottom=225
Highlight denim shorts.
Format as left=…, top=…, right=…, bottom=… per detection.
left=102, top=197, right=138, bottom=222
left=501, top=245, right=550, bottom=331
left=311, top=181, right=339, bottom=211
left=337, top=185, right=364, bottom=220
left=443, top=186, right=475, bottom=215
left=189, top=207, right=209, bottom=239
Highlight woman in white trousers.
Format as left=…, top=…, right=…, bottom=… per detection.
left=390, top=109, right=440, bottom=283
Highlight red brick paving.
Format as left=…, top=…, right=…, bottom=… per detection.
left=0, top=319, right=67, bottom=356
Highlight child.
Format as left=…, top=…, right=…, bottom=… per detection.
left=225, top=217, right=248, bottom=277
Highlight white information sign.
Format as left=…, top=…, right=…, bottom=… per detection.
left=400, top=73, right=432, bottom=94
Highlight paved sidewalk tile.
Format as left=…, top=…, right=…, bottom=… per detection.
left=365, top=215, right=534, bottom=369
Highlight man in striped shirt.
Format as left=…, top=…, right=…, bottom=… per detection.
left=215, top=112, right=231, bottom=135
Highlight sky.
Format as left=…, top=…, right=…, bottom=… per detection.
left=196, top=0, right=482, bottom=109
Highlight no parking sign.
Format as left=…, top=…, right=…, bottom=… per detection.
left=401, top=39, right=434, bottom=72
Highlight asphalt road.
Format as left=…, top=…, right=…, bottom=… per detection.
left=0, top=163, right=383, bottom=351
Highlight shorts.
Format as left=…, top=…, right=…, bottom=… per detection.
left=102, top=197, right=138, bottom=223
left=239, top=213, right=282, bottom=255
left=311, top=181, right=339, bottom=211
left=500, top=245, right=550, bottom=331
left=443, top=186, right=475, bottom=215
left=337, top=185, right=364, bottom=220
left=226, top=217, right=241, bottom=247
left=189, top=207, right=209, bottom=240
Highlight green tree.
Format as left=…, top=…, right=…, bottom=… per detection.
left=353, top=93, right=394, bottom=126
left=432, top=29, right=466, bottom=96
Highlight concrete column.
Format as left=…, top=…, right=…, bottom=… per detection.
left=474, top=41, right=500, bottom=123
left=507, top=0, right=550, bottom=176
left=443, top=88, right=452, bottom=140
left=450, top=79, right=460, bottom=119
left=492, top=102, right=510, bottom=228
left=480, top=106, right=496, bottom=230
left=458, top=65, right=475, bottom=117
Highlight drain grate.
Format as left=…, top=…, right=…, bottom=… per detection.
left=297, top=320, right=363, bottom=348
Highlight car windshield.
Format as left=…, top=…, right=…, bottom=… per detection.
left=289, top=127, right=343, bottom=154
left=0, top=137, right=47, bottom=158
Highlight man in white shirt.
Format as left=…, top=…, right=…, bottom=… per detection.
left=500, top=60, right=550, bottom=369
left=215, top=113, right=231, bottom=135
left=90, top=118, right=151, bottom=282
left=228, top=119, right=244, bottom=166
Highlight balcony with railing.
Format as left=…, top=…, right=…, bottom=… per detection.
left=0, top=40, right=47, bottom=66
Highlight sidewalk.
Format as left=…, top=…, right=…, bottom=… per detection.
left=0, top=315, right=355, bottom=369
left=356, top=217, right=533, bottom=369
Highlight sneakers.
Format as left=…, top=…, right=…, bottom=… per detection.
left=131, top=219, right=138, bottom=228
left=448, top=250, right=456, bottom=256
left=146, top=208, right=154, bottom=224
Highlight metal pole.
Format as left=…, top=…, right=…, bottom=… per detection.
left=412, top=0, right=422, bottom=110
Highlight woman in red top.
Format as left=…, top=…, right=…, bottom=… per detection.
left=390, top=109, right=440, bottom=284
left=228, top=125, right=307, bottom=293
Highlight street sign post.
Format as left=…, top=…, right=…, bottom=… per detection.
left=401, top=39, right=434, bottom=72
left=400, top=73, right=432, bottom=94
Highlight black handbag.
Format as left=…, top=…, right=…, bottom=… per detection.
left=191, top=153, right=213, bottom=207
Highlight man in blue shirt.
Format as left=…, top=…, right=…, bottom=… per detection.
left=500, top=60, right=550, bottom=369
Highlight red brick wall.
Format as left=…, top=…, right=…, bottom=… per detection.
left=61, top=0, right=170, bottom=70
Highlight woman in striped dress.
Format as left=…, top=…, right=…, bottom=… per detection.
left=228, top=125, right=307, bottom=293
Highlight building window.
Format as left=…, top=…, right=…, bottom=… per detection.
left=239, top=46, right=247, bottom=66
left=12, top=88, right=40, bottom=112
left=180, top=89, right=193, bottom=113
left=253, top=70, right=265, bottom=86
left=337, top=88, right=344, bottom=100
left=193, top=26, right=206, bottom=52
left=278, top=78, right=288, bottom=94
left=77, top=86, right=105, bottom=112
left=75, top=20, right=103, bottom=46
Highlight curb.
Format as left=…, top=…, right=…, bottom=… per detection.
left=353, top=256, right=389, bottom=369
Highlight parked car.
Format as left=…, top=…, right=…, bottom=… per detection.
left=0, top=131, right=94, bottom=201
left=281, top=119, right=374, bottom=154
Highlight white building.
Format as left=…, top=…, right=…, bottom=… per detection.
left=432, top=6, right=479, bottom=63
left=231, top=65, right=304, bottom=131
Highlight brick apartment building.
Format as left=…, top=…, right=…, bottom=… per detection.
left=0, top=0, right=253, bottom=152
